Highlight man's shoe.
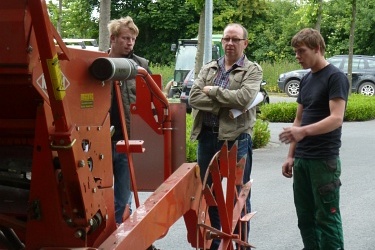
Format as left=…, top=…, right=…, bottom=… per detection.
left=146, top=245, right=160, bottom=250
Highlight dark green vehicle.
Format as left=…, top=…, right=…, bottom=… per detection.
left=168, top=35, right=224, bottom=98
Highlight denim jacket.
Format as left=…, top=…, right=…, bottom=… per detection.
left=189, top=56, right=262, bottom=141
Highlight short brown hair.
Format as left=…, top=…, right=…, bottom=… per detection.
left=107, top=16, right=139, bottom=37
left=291, top=28, right=326, bottom=54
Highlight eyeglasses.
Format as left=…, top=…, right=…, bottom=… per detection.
left=221, top=38, right=247, bottom=44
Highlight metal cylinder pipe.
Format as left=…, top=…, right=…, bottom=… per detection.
left=89, top=57, right=138, bottom=81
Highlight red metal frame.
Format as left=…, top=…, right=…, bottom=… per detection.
left=0, top=1, right=255, bottom=249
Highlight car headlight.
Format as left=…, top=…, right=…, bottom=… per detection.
left=278, top=74, right=286, bottom=81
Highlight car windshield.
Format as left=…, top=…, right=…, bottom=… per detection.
left=175, top=46, right=197, bottom=70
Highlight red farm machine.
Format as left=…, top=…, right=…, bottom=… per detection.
left=0, top=1, right=255, bottom=249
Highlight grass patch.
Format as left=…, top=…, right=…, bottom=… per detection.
left=258, top=60, right=300, bottom=93
left=150, top=63, right=174, bottom=88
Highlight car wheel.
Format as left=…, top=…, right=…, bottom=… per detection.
left=358, top=82, right=375, bottom=96
left=260, top=90, right=270, bottom=104
left=285, top=80, right=300, bottom=97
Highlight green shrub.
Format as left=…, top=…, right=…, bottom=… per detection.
left=185, top=114, right=198, bottom=162
left=185, top=114, right=271, bottom=162
left=345, top=94, right=375, bottom=121
left=258, top=102, right=297, bottom=123
left=258, top=94, right=375, bottom=123
left=252, top=119, right=271, bottom=149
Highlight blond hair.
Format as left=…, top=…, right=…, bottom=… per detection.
left=107, top=16, right=139, bottom=37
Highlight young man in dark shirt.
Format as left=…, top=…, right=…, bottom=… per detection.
left=279, top=28, right=349, bottom=250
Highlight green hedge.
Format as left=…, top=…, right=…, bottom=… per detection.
left=258, top=101, right=297, bottom=123
left=185, top=114, right=271, bottom=162
left=259, top=94, right=375, bottom=122
left=344, top=94, right=375, bottom=121
left=184, top=94, right=375, bottom=162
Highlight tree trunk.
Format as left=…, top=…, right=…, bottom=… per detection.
left=99, top=0, right=111, bottom=52
left=314, top=0, right=323, bottom=32
left=347, top=0, right=357, bottom=95
left=195, top=9, right=205, bottom=79
left=57, top=0, right=62, bottom=35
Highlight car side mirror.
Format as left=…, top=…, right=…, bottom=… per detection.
left=171, top=43, right=176, bottom=52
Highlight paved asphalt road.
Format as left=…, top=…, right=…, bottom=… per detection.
left=136, top=95, right=375, bottom=249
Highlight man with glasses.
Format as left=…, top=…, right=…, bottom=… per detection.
left=189, top=23, right=262, bottom=250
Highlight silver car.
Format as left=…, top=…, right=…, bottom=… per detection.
left=278, top=55, right=375, bottom=97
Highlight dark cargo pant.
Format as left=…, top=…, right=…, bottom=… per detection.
left=293, top=158, right=344, bottom=250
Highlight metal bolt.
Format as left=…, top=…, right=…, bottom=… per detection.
left=74, top=229, right=84, bottom=239
left=99, top=154, right=104, bottom=160
left=87, top=127, right=91, bottom=131
left=78, top=160, right=85, bottom=168
left=66, top=218, right=73, bottom=225
left=92, top=188, right=97, bottom=193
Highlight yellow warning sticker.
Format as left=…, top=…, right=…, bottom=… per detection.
left=81, top=93, right=94, bottom=108
left=47, top=54, right=65, bottom=100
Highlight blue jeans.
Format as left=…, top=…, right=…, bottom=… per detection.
left=197, top=129, right=253, bottom=250
left=112, top=141, right=132, bottom=224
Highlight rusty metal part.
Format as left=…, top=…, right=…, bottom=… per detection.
left=0, top=1, right=256, bottom=249
left=99, top=163, right=203, bottom=249
left=196, top=142, right=256, bottom=250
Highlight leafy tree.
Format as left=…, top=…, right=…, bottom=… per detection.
left=113, top=0, right=200, bottom=65
left=321, top=0, right=352, bottom=56
left=46, top=0, right=375, bottom=65
left=353, top=0, right=375, bottom=55
left=249, top=0, right=304, bottom=62
left=48, top=0, right=98, bottom=38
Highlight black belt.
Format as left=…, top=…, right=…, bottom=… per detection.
left=202, top=124, right=219, bottom=133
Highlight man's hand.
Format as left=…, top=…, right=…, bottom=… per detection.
left=202, top=86, right=213, bottom=95
left=279, top=126, right=305, bottom=144
left=282, top=158, right=294, bottom=178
